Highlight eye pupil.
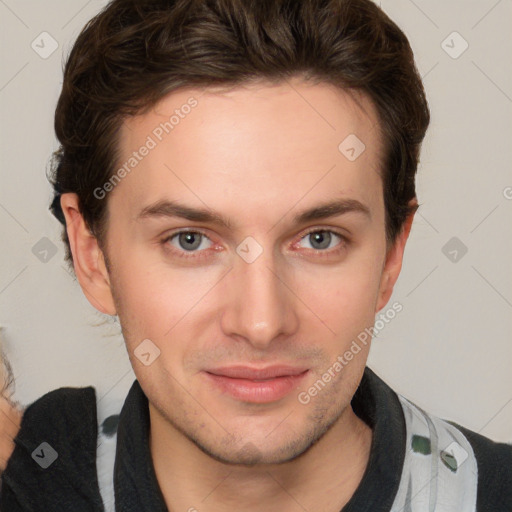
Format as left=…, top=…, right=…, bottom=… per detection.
left=179, top=232, right=202, bottom=251
left=310, top=231, right=331, bottom=250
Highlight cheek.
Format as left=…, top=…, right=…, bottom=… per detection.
left=108, top=247, right=169, bottom=340
left=297, top=249, right=384, bottom=339
left=110, top=247, right=220, bottom=346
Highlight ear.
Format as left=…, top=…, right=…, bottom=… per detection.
left=375, top=200, right=417, bottom=313
left=60, top=193, right=116, bottom=316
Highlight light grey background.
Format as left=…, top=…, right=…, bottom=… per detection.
left=1, top=0, right=511, bottom=442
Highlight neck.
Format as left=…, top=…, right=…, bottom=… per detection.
left=149, top=404, right=372, bottom=512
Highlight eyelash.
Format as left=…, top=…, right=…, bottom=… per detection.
left=160, top=227, right=349, bottom=261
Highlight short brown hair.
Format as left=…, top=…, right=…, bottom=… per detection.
left=48, top=0, right=430, bottom=267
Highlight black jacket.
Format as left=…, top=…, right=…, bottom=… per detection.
left=1, top=366, right=511, bottom=511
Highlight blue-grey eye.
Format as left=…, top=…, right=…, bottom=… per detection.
left=299, top=230, right=342, bottom=250
left=169, top=231, right=212, bottom=252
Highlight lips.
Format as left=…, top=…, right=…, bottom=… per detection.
left=206, top=365, right=309, bottom=380
left=203, top=365, right=309, bottom=403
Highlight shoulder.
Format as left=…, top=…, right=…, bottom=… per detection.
left=447, top=420, right=512, bottom=511
left=1, top=385, right=104, bottom=511
left=6, top=385, right=98, bottom=458
left=395, top=392, right=512, bottom=512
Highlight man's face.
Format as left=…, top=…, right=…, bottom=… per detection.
left=102, top=78, right=391, bottom=464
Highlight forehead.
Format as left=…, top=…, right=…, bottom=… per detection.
left=111, top=79, right=384, bottom=226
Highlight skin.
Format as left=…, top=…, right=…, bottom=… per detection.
left=0, top=364, right=23, bottom=472
left=2, top=77, right=415, bottom=510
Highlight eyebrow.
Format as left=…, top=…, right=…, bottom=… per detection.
left=135, top=197, right=371, bottom=230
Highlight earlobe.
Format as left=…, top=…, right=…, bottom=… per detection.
left=375, top=202, right=417, bottom=312
left=60, top=193, right=117, bottom=316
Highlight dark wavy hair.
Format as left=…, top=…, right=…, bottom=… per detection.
left=48, top=0, right=430, bottom=267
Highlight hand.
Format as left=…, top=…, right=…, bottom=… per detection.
left=0, top=348, right=23, bottom=473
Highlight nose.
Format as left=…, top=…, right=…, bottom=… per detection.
left=220, top=244, right=298, bottom=350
